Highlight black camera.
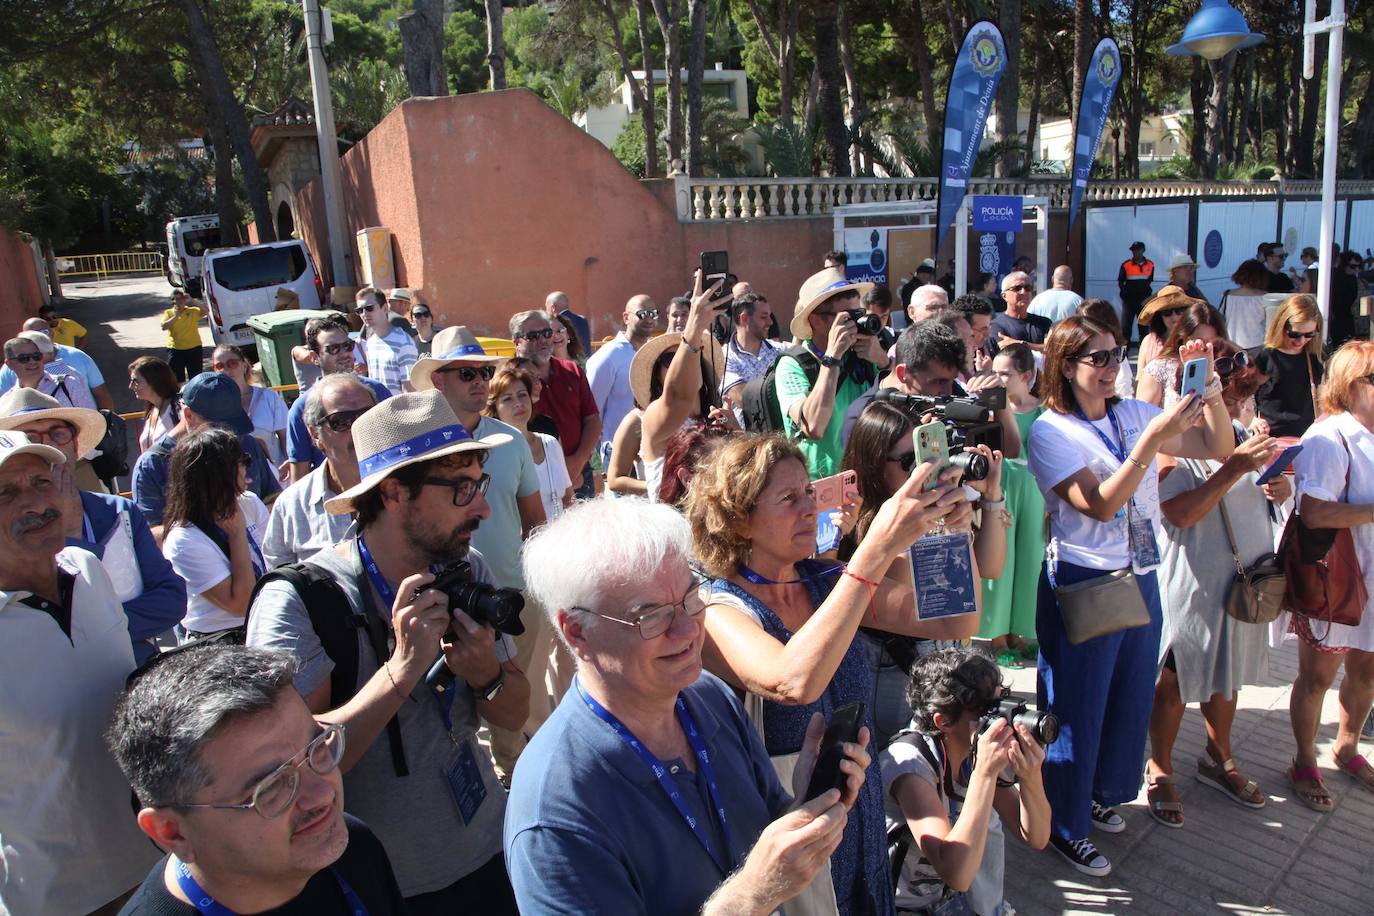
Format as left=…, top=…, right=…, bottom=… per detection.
left=979, top=696, right=1060, bottom=746
left=844, top=308, right=885, bottom=336
left=420, top=559, right=526, bottom=691
left=873, top=388, right=1005, bottom=479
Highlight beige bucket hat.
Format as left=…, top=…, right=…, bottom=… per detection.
left=409, top=326, right=509, bottom=391
left=789, top=267, right=874, bottom=340
left=0, top=387, right=106, bottom=455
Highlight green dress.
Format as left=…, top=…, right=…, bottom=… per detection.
left=978, top=405, right=1046, bottom=642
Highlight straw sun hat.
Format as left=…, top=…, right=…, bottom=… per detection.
left=1136, top=284, right=1205, bottom=326
left=0, top=387, right=107, bottom=455
left=409, top=326, right=507, bottom=391
left=789, top=267, right=874, bottom=340
left=629, top=329, right=726, bottom=409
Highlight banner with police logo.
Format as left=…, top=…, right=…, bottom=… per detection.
left=843, top=228, right=888, bottom=285
left=935, top=22, right=1007, bottom=249
left=1068, top=38, right=1122, bottom=228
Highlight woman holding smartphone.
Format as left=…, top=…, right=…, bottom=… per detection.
left=1135, top=301, right=1228, bottom=408
left=1027, top=315, right=1232, bottom=877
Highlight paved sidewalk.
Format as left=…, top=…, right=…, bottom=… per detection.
left=1001, top=639, right=1374, bottom=915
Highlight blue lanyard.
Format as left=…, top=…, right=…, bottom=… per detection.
left=82, top=512, right=94, bottom=545
left=737, top=563, right=843, bottom=586
left=172, top=857, right=369, bottom=915
left=576, top=678, right=734, bottom=874
left=357, top=533, right=396, bottom=608
left=1073, top=405, right=1127, bottom=464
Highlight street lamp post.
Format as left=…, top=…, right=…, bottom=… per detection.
left=1304, top=0, right=1347, bottom=338
left=302, top=0, right=353, bottom=290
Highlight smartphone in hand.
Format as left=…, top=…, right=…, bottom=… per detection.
left=803, top=703, right=865, bottom=801
left=1178, top=357, right=1209, bottom=403
left=1255, top=444, right=1303, bottom=485
left=913, top=421, right=950, bottom=491
left=814, top=469, right=858, bottom=512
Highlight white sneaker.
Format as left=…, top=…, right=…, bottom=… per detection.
left=1050, top=835, right=1113, bottom=877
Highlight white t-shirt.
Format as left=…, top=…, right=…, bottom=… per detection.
left=1027, top=398, right=1163, bottom=572
left=246, top=385, right=290, bottom=464
left=162, top=492, right=270, bottom=633
left=532, top=431, right=572, bottom=522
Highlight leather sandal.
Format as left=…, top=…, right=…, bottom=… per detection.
left=1196, top=753, right=1266, bottom=808
left=1332, top=752, right=1374, bottom=792
left=1288, top=760, right=1335, bottom=813
left=1146, top=773, right=1184, bottom=828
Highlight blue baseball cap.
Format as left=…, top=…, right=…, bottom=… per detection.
left=182, top=372, right=253, bottom=435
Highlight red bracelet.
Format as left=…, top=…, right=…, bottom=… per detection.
left=843, top=568, right=882, bottom=620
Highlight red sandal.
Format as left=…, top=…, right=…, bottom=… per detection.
left=1288, top=760, right=1334, bottom=813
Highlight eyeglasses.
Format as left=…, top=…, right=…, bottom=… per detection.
left=1215, top=351, right=1250, bottom=376
left=212, top=358, right=244, bottom=372
left=635, top=309, right=659, bottom=320
left=1159, top=307, right=1187, bottom=319
left=515, top=327, right=555, bottom=341
left=1073, top=345, right=1129, bottom=368
left=1006, top=284, right=1034, bottom=293
left=889, top=450, right=917, bottom=474
left=435, top=365, right=496, bottom=383
left=321, top=340, right=356, bottom=356
left=9, top=352, right=43, bottom=365
left=320, top=407, right=369, bottom=433
left=411, top=309, right=432, bottom=319
left=23, top=425, right=76, bottom=446
left=355, top=304, right=378, bottom=315
left=1285, top=328, right=1318, bottom=340
left=419, top=472, right=491, bottom=507
left=574, top=582, right=706, bottom=640
left=171, top=724, right=345, bottom=820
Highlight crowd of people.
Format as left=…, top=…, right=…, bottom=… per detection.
left=2, top=241, right=1373, bottom=916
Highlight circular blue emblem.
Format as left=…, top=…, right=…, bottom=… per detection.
left=970, top=32, right=1002, bottom=76
left=1203, top=230, right=1223, bottom=269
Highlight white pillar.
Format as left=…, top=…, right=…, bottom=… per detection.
left=303, top=0, right=353, bottom=289
left=1309, top=0, right=1346, bottom=340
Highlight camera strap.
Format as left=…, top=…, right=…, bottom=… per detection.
left=356, top=535, right=411, bottom=777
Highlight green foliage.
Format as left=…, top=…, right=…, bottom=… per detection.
left=612, top=118, right=651, bottom=179
left=754, top=118, right=820, bottom=177
left=446, top=9, right=490, bottom=95
left=120, top=150, right=218, bottom=240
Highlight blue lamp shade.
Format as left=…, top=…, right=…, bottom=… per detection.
left=1166, top=0, right=1265, bottom=59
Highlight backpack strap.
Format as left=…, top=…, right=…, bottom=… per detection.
left=53, top=374, right=74, bottom=407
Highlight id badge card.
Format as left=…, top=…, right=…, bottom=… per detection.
left=444, top=740, right=488, bottom=825
left=909, top=532, right=978, bottom=620
left=1126, top=500, right=1161, bottom=569
left=814, top=511, right=840, bottom=555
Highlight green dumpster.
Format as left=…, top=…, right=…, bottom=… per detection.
left=247, top=309, right=343, bottom=393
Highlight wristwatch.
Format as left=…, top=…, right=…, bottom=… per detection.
left=475, top=671, right=505, bottom=702
left=819, top=353, right=842, bottom=369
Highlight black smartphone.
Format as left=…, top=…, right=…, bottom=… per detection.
left=699, top=250, right=734, bottom=302
left=803, top=702, right=865, bottom=801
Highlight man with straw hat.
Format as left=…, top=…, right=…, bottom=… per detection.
left=0, top=387, right=185, bottom=664
left=247, top=389, right=528, bottom=911
left=412, top=326, right=546, bottom=778
left=779, top=266, right=881, bottom=478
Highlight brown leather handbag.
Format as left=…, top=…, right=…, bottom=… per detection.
left=1279, top=432, right=1367, bottom=636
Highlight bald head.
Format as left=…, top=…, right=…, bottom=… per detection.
left=21, top=318, right=50, bottom=336
left=545, top=291, right=569, bottom=312
left=907, top=285, right=950, bottom=322
left=624, top=293, right=658, bottom=341
left=1051, top=266, right=1073, bottom=289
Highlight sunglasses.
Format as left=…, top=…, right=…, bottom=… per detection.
left=436, top=364, right=496, bottom=383
left=889, top=450, right=917, bottom=474
left=320, top=407, right=369, bottom=433
left=411, top=309, right=432, bottom=319
left=1159, top=307, right=1187, bottom=319
left=1215, top=351, right=1250, bottom=376
left=516, top=327, right=555, bottom=341
left=9, top=352, right=43, bottom=364
left=212, top=358, right=244, bottom=371
left=1073, top=345, right=1129, bottom=368
left=355, top=304, right=378, bottom=315
left=1006, top=284, right=1034, bottom=293
left=1285, top=328, right=1318, bottom=340
left=321, top=340, right=356, bottom=355
left=635, top=309, right=659, bottom=320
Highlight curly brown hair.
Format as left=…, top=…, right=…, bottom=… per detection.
left=683, top=433, right=807, bottom=579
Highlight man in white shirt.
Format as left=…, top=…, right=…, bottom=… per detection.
left=720, top=293, right=781, bottom=408
left=585, top=295, right=658, bottom=462
left=356, top=287, right=417, bottom=395
left=1028, top=266, right=1084, bottom=323
left=0, top=432, right=157, bottom=914
left=4, top=332, right=97, bottom=409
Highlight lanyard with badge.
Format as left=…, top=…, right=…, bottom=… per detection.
left=576, top=678, right=735, bottom=875
left=358, top=534, right=488, bottom=824
left=1073, top=406, right=1160, bottom=569
left=172, top=856, right=368, bottom=915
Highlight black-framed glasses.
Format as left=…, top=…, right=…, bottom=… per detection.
left=1215, top=351, right=1250, bottom=376
left=9, top=352, right=43, bottom=364
left=171, top=724, right=345, bottom=820
left=1285, top=328, right=1317, bottom=340
left=889, top=450, right=917, bottom=474
left=420, top=472, right=491, bottom=507
left=573, top=582, right=706, bottom=640
left=436, top=365, right=496, bottom=383
left=1159, top=307, right=1187, bottom=319
left=1006, top=284, right=1033, bottom=293
left=515, top=327, right=555, bottom=341
left=355, top=304, right=378, bottom=315
left=1073, top=345, right=1128, bottom=368
left=412, top=309, right=432, bottom=319
left=320, top=407, right=369, bottom=433
left=321, top=340, right=355, bottom=355
left=24, top=425, right=76, bottom=446
left=635, top=308, right=659, bottom=320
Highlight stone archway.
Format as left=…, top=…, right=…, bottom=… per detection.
left=276, top=200, right=295, bottom=240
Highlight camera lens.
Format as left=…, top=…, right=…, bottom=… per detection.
left=451, top=582, right=526, bottom=636
left=949, top=450, right=989, bottom=482
left=1015, top=709, right=1060, bottom=745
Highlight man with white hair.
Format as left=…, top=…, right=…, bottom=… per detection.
left=906, top=284, right=950, bottom=323
left=986, top=271, right=1051, bottom=354
left=1028, top=265, right=1084, bottom=323
left=3, top=332, right=96, bottom=408
left=508, top=498, right=870, bottom=915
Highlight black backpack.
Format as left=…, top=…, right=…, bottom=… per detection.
left=739, top=344, right=820, bottom=434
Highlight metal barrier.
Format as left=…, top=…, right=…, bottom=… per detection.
left=59, top=251, right=165, bottom=279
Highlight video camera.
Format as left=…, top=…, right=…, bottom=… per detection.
left=872, top=387, right=1005, bottom=479
left=419, top=559, right=526, bottom=692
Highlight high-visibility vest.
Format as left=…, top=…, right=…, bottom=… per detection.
left=1121, top=258, right=1154, bottom=282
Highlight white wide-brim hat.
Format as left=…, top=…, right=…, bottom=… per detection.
left=410, top=326, right=508, bottom=391
left=325, top=389, right=510, bottom=515
left=0, top=387, right=106, bottom=455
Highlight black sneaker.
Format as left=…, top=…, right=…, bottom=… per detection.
left=1090, top=801, right=1125, bottom=833
left=1050, top=835, right=1113, bottom=877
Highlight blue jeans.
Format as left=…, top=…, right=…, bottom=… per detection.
left=1036, top=560, right=1163, bottom=841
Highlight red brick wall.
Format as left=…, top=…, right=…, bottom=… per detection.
left=0, top=228, right=43, bottom=329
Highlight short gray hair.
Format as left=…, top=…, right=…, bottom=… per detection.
left=108, top=645, right=298, bottom=807
left=522, top=497, right=692, bottom=650
left=510, top=309, right=549, bottom=339
left=908, top=285, right=949, bottom=309
left=1000, top=271, right=1030, bottom=292
left=304, top=372, right=377, bottom=429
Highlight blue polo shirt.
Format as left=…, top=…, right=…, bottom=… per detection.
left=132, top=430, right=281, bottom=526
left=285, top=375, right=392, bottom=468
left=504, top=672, right=791, bottom=915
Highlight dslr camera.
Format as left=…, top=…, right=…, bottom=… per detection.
left=873, top=387, right=1005, bottom=481
left=420, top=559, right=526, bottom=691
left=978, top=694, right=1060, bottom=746
left=844, top=308, right=885, bottom=336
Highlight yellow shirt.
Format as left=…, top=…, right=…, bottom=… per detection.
left=163, top=306, right=203, bottom=350
left=51, top=318, right=86, bottom=348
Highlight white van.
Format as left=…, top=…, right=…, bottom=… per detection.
left=165, top=214, right=221, bottom=294
left=200, top=239, right=326, bottom=348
